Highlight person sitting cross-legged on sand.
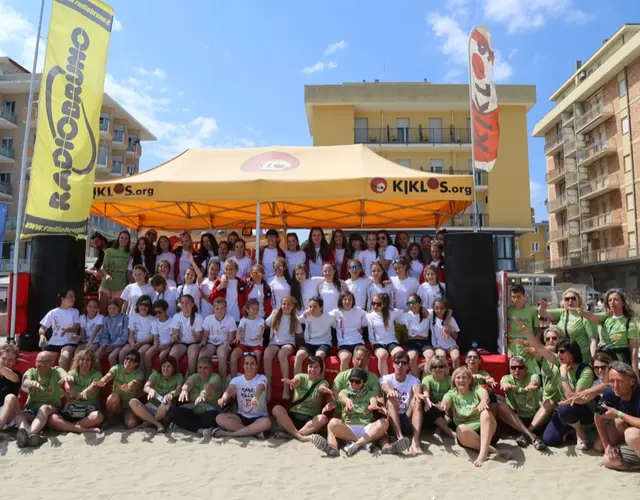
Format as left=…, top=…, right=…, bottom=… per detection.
left=332, top=345, right=381, bottom=401
left=14, top=351, right=71, bottom=448
left=52, top=349, right=104, bottom=434
left=272, top=355, right=333, bottom=442
left=440, top=366, right=512, bottom=467
left=167, top=356, right=221, bottom=436
left=311, top=367, right=390, bottom=458
left=497, top=355, right=546, bottom=451
left=420, top=355, right=455, bottom=439
left=212, top=353, right=272, bottom=439
left=0, top=344, right=21, bottom=439
left=379, top=350, right=418, bottom=454
left=129, top=356, right=183, bottom=433
left=97, top=350, right=144, bottom=428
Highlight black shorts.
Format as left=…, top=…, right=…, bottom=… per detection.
left=61, top=403, right=101, bottom=423
left=299, top=343, right=331, bottom=356
left=337, top=344, right=364, bottom=355
left=44, top=343, right=77, bottom=353
left=457, top=426, right=499, bottom=448
left=289, top=411, right=314, bottom=430
left=404, top=340, right=434, bottom=354
left=373, top=342, right=400, bottom=353
left=399, top=413, right=414, bottom=436
left=423, top=405, right=446, bottom=426
left=238, top=414, right=265, bottom=427
left=520, top=416, right=533, bottom=428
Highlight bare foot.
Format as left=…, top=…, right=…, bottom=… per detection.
left=473, top=456, right=489, bottom=467
left=409, top=443, right=423, bottom=455
left=155, top=424, right=165, bottom=433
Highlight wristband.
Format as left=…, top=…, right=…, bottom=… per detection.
left=618, top=411, right=624, bottom=419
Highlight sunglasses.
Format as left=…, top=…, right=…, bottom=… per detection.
left=371, top=302, right=382, bottom=307
left=393, top=360, right=409, bottom=366
left=349, top=378, right=364, bottom=385
left=593, top=365, right=609, bottom=371
left=392, top=258, right=403, bottom=264
left=274, top=266, right=284, bottom=271
left=377, top=236, right=386, bottom=240
left=546, top=336, right=558, bottom=341
left=432, top=365, right=445, bottom=369
left=348, top=265, right=362, bottom=270
left=557, top=348, right=567, bottom=354
left=124, top=357, right=138, bottom=363
left=510, top=365, right=526, bottom=370
left=466, top=355, right=480, bottom=360
left=564, top=296, right=577, bottom=301
left=154, top=309, right=165, bottom=315
left=406, top=300, right=418, bottom=307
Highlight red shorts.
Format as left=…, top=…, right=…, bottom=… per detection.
left=237, top=344, right=265, bottom=353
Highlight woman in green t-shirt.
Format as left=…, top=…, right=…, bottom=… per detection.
left=98, top=350, right=144, bottom=428
left=129, top=356, right=184, bottom=432
left=49, top=349, right=104, bottom=433
left=420, top=355, right=455, bottom=438
left=99, top=230, right=131, bottom=315
left=441, top=366, right=511, bottom=467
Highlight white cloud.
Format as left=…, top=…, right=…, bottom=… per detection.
left=443, top=68, right=463, bottom=83
left=0, top=1, right=44, bottom=71
left=21, top=34, right=45, bottom=73
left=177, top=91, right=184, bottom=97
left=508, top=48, right=518, bottom=59
left=493, top=50, right=513, bottom=81
left=112, top=17, right=123, bottom=32
left=482, top=0, right=590, bottom=34
left=300, top=61, right=338, bottom=74
left=323, top=40, right=347, bottom=56
left=136, top=67, right=166, bottom=79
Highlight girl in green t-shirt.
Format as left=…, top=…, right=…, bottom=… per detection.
left=440, top=366, right=511, bottom=467
left=98, top=349, right=144, bottom=428
left=99, top=230, right=131, bottom=314
left=129, top=356, right=184, bottom=432
left=420, top=355, right=455, bottom=438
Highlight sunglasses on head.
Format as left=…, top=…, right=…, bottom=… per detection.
left=349, top=378, right=364, bottom=385
left=392, top=258, right=403, bottom=264
left=406, top=300, right=418, bottom=307
left=393, top=360, right=408, bottom=366
left=510, top=365, right=526, bottom=370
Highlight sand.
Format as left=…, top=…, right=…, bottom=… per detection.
left=0, top=429, right=638, bottom=500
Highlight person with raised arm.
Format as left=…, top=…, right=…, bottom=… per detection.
left=98, top=350, right=145, bottom=428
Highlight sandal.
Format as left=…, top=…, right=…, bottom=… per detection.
left=533, top=438, right=546, bottom=451
left=576, top=437, right=590, bottom=451
left=515, top=435, right=529, bottom=448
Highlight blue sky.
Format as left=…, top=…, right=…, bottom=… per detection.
left=1, top=0, right=640, bottom=223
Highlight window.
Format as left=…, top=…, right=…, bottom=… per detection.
left=99, top=113, right=111, bottom=132
left=622, top=116, right=630, bottom=135
left=97, top=145, right=109, bottom=166
left=127, top=164, right=136, bottom=175
left=534, top=226, right=539, bottom=234
left=2, top=101, right=16, bottom=114
left=627, top=192, right=635, bottom=211
left=429, top=118, right=443, bottom=143
left=111, top=158, right=123, bottom=175
left=630, top=232, right=637, bottom=250
left=0, top=172, right=10, bottom=185
left=496, top=235, right=514, bottom=271
left=532, top=242, right=540, bottom=252
left=625, top=154, right=633, bottom=173
left=354, top=118, right=368, bottom=143
left=396, top=118, right=410, bottom=142
left=619, top=78, right=627, bottom=97
left=397, top=159, right=411, bottom=168
left=113, top=125, right=125, bottom=142
left=429, top=159, right=444, bottom=174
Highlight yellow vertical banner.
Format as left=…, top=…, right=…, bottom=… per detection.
left=22, top=0, right=114, bottom=239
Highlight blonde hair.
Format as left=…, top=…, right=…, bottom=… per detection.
left=562, top=288, right=585, bottom=310
left=427, top=355, right=450, bottom=375
left=70, top=349, right=99, bottom=373
left=450, top=366, right=474, bottom=391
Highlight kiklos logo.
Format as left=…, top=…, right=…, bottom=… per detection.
left=240, top=151, right=300, bottom=173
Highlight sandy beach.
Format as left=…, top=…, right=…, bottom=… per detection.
left=1, top=428, right=638, bottom=500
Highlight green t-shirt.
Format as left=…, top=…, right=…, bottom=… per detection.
left=548, top=309, right=598, bottom=361
left=596, top=314, right=640, bottom=349
left=421, top=375, right=451, bottom=403
left=338, top=389, right=376, bottom=426
left=186, top=373, right=222, bottom=405
left=24, top=367, right=66, bottom=410
left=507, top=306, right=540, bottom=373
left=68, top=369, right=102, bottom=405
left=100, top=248, right=130, bottom=291
left=108, top=364, right=144, bottom=404
left=543, top=358, right=595, bottom=405
left=291, top=374, right=329, bottom=417
left=541, top=359, right=562, bottom=403
left=472, top=369, right=491, bottom=387
left=442, top=386, right=484, bottom=431
left=333, top=369, right=380, bottom=413
left=148, top=371, right=184, bottom=397
left=500, top=372, right=541, bottom=418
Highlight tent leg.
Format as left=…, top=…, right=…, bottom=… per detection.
left=255, top=202, right=261, bottom=264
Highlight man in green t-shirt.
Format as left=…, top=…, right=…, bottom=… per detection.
left=99, top=350, right=144, bottom=428
left=497, top=356, right=546, bottom=450
left=507, top=285, right=540, bottom=374
left=15, top=351, right=70, bottom=448
left=333, top=346, right=381, bottom=407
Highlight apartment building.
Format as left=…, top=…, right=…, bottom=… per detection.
left=533, top=24, right=640, bottom=291
left=304, top=81, right=536, bottom=271
left=515, top=209, right=549, bottom=273
left=0, top=57, right=156, bottom=270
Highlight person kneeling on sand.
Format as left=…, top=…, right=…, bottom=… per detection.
left=0, top=344, right=21, bottom=439
left=97, top=350, right=144, bottom=428
left=15, top=351, right=71, bottom=448
left=211, top=353, right=272, bottom=439
left=310, top=367, right=390, bottom=457
left=272, top=355, right=333, bottom=441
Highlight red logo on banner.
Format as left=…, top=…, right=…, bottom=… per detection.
left=240, top=151, right=300, bottom=173
left=114, top=183, right=125, bottom=194
left=370, top=177, right=387, bottom=193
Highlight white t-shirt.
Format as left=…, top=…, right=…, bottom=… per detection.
left=247, top=283, right=266, bottom=318
left=128, top=313, right=154, bottom=342
left=399, top=311, right=430, bottom=339
left=265, top=311, right=301, bottom=345
left=346, top=277, right=372, bottom=310
left=300, top=312, right=334, bottom=345
left=390, top=276, right=419, bottom=311
left=177, top=283, right=202, bottom=312
left=409, top=260, right=424, bottom=281
left=121, top=283, right=154, bottom=316
left=334, top=248, right=346, bottom=274
left=41, top=307, right=80, bottom=346
left=202, top=314, right=237, bottom=345
left=232, top=255, right=253, bottom=279
left=151, top=317, right=173, bottom=344
left=429, top=312, right=460, bottom=350
left=284, top=250, right=306, bottom=278
left=359, top=249, right=378, bottom=278
left=80, top=313, right=104, bottom=341
left=380, top=245, right=400, bottom=277
left=170, top=312, right=204, bottom=344
left=231, top=374, right=268, bottom=418
left=366, top=308, right=403, bottom=345
left=317, top=280, right=342, bottom=312
left=299, top=277, right=323, bottom=311
left=153, top=287, right=179, bottom=318
left=366, top=283, right=395, bottom=312
left=224, top=278, right=241, bottom=322
left=238, top=317, right=265, bottom=347
left=308, top=248, right=324, bottom=277
left=379, top=373, right=420, bottom=415
left=199, top=279, right=215, bottom=318
left=417, top=282, right=446, bottom=309
left=177, top=251, right=192, bottom=285
left=331, top=307, right=367, bottom=346
left=269, top=276, right=291, bottom=311
left=156, top=252, right=177, bottom=277
left=262, top=247, right=279, bottom=282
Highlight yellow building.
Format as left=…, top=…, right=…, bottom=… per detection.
left=515, top=209, right=549, bottom=273
left=304, top=81, right=536, bottom=271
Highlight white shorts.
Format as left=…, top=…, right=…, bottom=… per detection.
left=346, top=423, right=374, bottom=439
left=0, top=405, right=16, bottom=430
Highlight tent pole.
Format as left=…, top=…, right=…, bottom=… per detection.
left=255, top=202, right=261, bottom=264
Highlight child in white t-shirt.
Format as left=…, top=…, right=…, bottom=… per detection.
left=81, top=298, right=104, bottom=351
left=400, top=294, right=434, bottom=378
left=38, top=288, right=81, bottom=370
left=201, top=297, right=237, bottom=382
left=229, top=299, right=265, bottom=377
left=430, top=298, right=461, bottom=368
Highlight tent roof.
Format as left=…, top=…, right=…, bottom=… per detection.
left=92, top=145, right=473, bottom=230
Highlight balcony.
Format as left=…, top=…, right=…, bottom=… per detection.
left=0, top=107, right=18, bottom=129
left=546, top=166, right=566, bottom=184
left=548, top=195, right=569, bottom=213
left=112, top=129, right=126, bottom=149
left=565, top=169, right=579, bottom=187
left=581, top=210, right=624, bottom=233
left=0, top=146, right=15, bottom=163
left=549, top=254, right=582, bottom=269
left=111, top=161, right=123, bottom=176
left=568, top=203, right=589, bottom=220
left=518, top=259, right=550, bottom=274
left=99, top=120, right=113, bottom=140
left=581, top=245, right=629, bottom=265
left=549, top=226, right=569, bottom=241
left=568, top=235, right=582, bottom=252
left=562, top=114, right=574, bottom=127
left=444, top=213, right=489, bottom=228
left=579, top=174, right=619, bottom=200
left=126, top=142, right=141, bottom=158
left=475, top=171, right=488, bottom=189
left=545, top=132, right=565, bottom=155
left=564, top=137, right=577, bottom=157
left=354, top=127, right=471, bottom=150
left=575, top=104, right=613, bottom=134
left=577, top=138, right=615, bottom=167
left=21, top=102, right=39, bottom=127
left=0, top=181, right=12, bottom=196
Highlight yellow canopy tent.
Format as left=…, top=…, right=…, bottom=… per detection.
left=91, top=145, right=473, bottom=231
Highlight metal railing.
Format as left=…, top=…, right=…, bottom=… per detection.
left=579, top=174, right=618, bottom=198
left=546, top=167, right=565, bottom=183
left=127, top=142, right=141, bottom=155
left=577, top=138, right=612, bottom=165
left=0, top=108, right=17, bottom=125
left=548, top=195, right=568, bottom=211
left=575, top=103, right=609, bottom=131
left=544, top=132, right=564, bottom=153
left=354, top=127, right=471, bottom=145
left=581, top=210, right=624, bottom=231
left=581, top=245, right=629, bottom=265
left=444, top=213, right=489, bottom=227
left=549, top=226, right=568, bottom=240
left=562, top=114, right=574, bottom=126
left=0, top=146, right=15, bottom=159
left=564, top=137, right=577, bottom=155
left=113, top=130, right=125, bottom=142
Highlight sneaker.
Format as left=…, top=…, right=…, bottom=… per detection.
left=343, top=442, right=360, bottom=457
left=256, top=431, right=267, bottom=441
left=27, top=433, right=47, bottom=447
left=210, top=427, right=224, bottom=439
left=381, top=437, right=410, bottom=455
left=364, top=442, right=378, bottom=454
left=16, top=428, right=28, bottom=449
left=310, top=434, right=339, bottom=457
left=199, top=428, right=214, bottom=438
